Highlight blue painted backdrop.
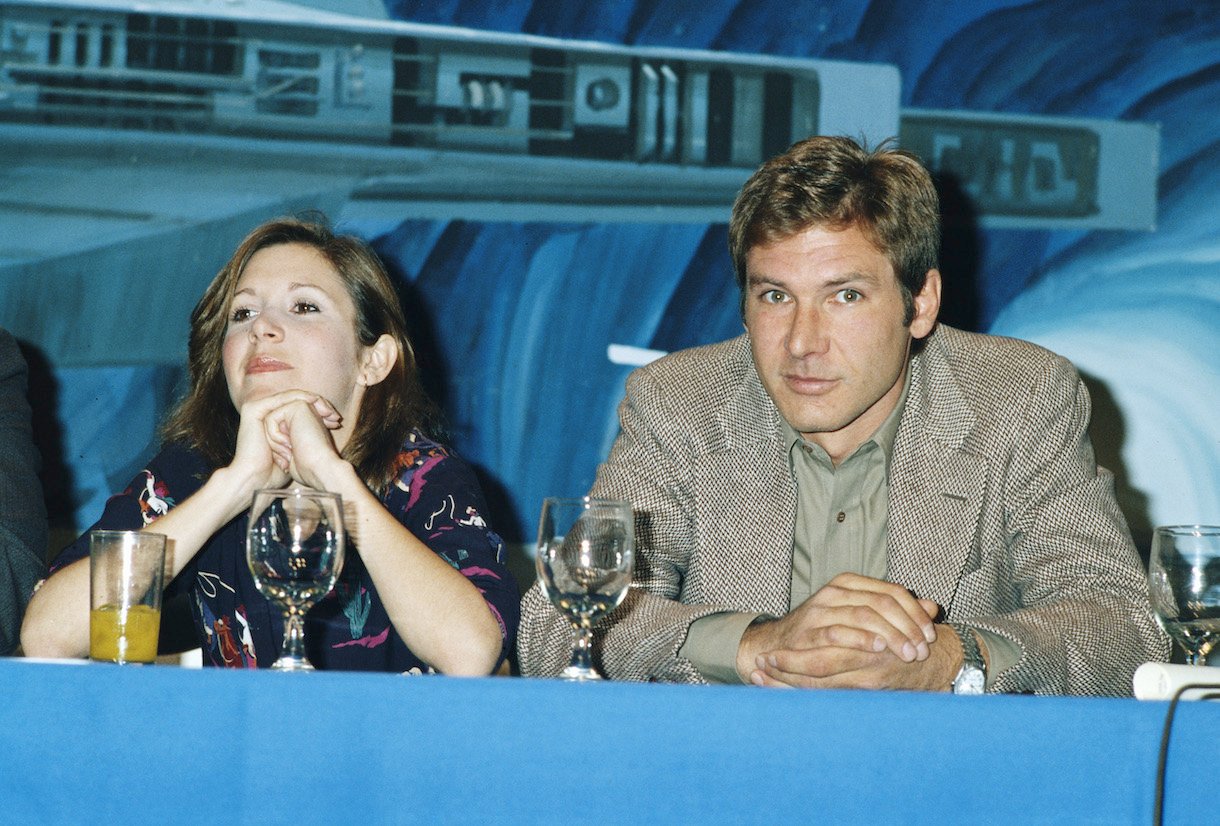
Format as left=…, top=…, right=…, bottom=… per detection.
left=45, top=0, right=1220, bottom=558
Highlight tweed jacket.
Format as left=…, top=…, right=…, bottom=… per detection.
left=518, top=324, right=1169, bottom=695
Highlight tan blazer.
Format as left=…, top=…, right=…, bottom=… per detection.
left=518, top=325, right=1168, bottom=695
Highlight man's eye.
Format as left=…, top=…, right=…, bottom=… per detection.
left=761, top=289, right=787, bottom=304
left=836, top=289, right=862, bottom=303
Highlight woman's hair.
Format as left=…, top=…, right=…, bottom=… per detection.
left=160, top=217, right=442, bottom=493
left=727, top=135, right=941, bottom=324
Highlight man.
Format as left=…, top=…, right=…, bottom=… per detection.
left=0, top=328, right=47, bottom=655
left=518, top=136, right=1167, bottom=695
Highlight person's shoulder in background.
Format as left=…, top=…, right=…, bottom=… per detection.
left=0, top=327, right=48, bottom=655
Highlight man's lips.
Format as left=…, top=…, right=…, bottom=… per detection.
left=782, top=374, right=838, bottom=395
left=245, top=355, right=292, bottom=374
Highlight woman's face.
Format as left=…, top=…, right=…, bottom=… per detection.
left=221, top=243, right=372, bottom=431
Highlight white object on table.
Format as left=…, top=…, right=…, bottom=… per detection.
left=1133, top=661, right=1220, bottom=700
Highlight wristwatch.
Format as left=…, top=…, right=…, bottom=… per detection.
left=950, top=625, right=986, bottom=695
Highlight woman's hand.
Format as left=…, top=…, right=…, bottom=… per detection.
left=260, top=394, right=349, bottom=491
left=229, top=390, right=341, bottom=496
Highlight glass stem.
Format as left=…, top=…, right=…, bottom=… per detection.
left=568, top=623, right=594, bottom=673
left=283, top=609, right=306, bottom=662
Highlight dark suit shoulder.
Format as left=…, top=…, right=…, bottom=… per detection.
left=0, top=329, right=29, bottom=403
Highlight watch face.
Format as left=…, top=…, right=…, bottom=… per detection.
left=955, top=667, right=986, bottom=695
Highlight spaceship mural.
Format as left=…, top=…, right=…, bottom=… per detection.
left=3, top=0, right=1217, bottom=562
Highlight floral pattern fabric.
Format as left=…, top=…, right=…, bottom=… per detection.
left=52, top=433, right=519, bottom=673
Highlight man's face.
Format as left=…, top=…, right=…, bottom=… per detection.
left=743, top=223, right=940, bottom=463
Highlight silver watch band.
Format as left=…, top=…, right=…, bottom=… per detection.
left=950, top=624, right=986, bottom=694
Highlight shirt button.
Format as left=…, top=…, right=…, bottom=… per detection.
left=836, top=511, right=846, bottom=523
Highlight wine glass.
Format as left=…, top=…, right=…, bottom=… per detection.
left=246, top=488, right=345, bottom=671
left=535, top=497, right=634, bottom=681
left=1149, top=525, right=1220, bottom=666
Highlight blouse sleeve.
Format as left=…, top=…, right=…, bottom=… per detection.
left=48, top=444, right=208, bottom=574
left=381, top=438, right=520, bottom=663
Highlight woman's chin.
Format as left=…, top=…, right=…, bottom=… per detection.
left=231, top=377, right=298, bottom=407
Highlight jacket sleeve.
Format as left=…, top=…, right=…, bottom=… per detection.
left=0, top=331, right=46, bottom=655
left=517, top=368, right=732, bottom=682
left=953, top=357, right=1170, bottom=696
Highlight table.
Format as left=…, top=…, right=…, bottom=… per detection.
left=0, top=659, right=1215, bottom=823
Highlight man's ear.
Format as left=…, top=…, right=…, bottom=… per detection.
left=358, top=334, right=398, bottom=387
left=909, top=269, right=941, bottom=340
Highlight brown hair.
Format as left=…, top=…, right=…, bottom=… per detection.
left=728, top=135, right=940, bottom=323
left=160, top=217, right=441, bottom=493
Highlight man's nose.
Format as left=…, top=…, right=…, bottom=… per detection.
left=786, top=305, right=829, bottom=357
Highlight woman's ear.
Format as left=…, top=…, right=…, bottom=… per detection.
left=358, top=334, right=398, bottom=387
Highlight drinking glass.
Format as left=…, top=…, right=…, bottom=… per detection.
left=89, top=531, right=167, bottom=664
left=1149, top=525, right=1220, bottom=666
left=535, top=497, right=634, bottom=681
left=246, top=488, right=345, bottom=671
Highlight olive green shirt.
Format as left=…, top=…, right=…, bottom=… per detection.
left=679, top=374, right=1021, bottom=686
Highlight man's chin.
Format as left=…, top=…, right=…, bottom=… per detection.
left=773, top=393, right=839, bottom=433
left=781, top=413, right=845, bottom=439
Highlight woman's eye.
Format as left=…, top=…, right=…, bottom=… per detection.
left=230, top=307, right=253, bottom=323
left=292, top=301, right=320, bottom=314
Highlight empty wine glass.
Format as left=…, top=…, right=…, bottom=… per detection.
left=535, top=497, right=634, bottom=681
left=1149, top=525, right=1220, bottom=666
left=247, top=488, right=345, bottom=671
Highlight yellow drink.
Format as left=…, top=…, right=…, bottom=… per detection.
left=90, top=603, right=161, bottom=664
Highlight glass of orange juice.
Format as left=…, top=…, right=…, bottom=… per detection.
left=89, top=530, right=167, bottom=664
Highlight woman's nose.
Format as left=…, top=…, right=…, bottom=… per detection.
left=249, top=311, right=283, bottom=340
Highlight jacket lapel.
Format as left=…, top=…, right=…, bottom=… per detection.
left=886, top=329, right=990, bottom=611
left=692, top=336, right=794, bottom=617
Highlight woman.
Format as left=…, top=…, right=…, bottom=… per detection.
left=22, top=218, right=518, bottom=674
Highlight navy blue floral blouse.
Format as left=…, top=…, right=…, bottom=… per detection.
left=52, top=432, right=519, bottom=673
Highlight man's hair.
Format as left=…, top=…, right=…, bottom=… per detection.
left=160, top=217, right=442, bottom=493
left=728, top=135, right=941, bottom=323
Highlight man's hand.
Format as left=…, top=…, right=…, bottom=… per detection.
left=750, top=624, right=967, bottom=691
left=735, top=572, right=941, bottom=685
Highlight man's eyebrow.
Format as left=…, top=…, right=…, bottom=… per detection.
left=746, top=270, right=880, bottom=290
left=746, top=273, right=784, bottom=288
left=824, top=271, right=880, bottom=288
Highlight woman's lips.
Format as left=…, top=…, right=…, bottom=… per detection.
left=245, top=355, right=292, bottom=374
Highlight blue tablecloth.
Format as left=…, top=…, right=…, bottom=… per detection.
left=0, top=659, right=1214, bottom=823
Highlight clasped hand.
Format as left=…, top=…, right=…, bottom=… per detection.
left=231, top=390, right=346, bottom=493
left=738, top=572, right=957, bottom=691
